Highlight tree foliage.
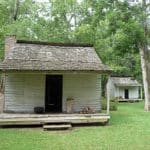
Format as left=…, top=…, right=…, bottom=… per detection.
left=0, top=0, right=145, bottom=82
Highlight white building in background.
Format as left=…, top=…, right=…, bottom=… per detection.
left=107, top=77, right=143, bottom=102
left=127, top=0, right=140, bottom=6
left=126, top=0, right=150, bottom=14
left=126, top=0, right=150, bottom=4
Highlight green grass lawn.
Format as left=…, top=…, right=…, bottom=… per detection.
left=0, top=102, right=150, bottom=150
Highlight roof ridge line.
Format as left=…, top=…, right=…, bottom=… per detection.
left=17, top=40, right=94, bottom=47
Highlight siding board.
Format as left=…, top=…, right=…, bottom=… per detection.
left=63, top=74, right=101, bottom=112
left=4, top=73, right=101, bottom=113
left=4, top=74, right=45, bottom=113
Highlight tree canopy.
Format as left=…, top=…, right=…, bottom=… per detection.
left=0, top=0, right=146, bottom=81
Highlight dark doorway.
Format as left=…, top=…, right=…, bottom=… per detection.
left=124, top=89, right=129, bottom=99
left=45, top=75, right=62, bottom=112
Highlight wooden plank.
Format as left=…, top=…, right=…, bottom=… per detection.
left=43, top=124, right=72, bottom=130
left=0, top=118, right=109, bottom=125
left=42, top=120, right=71, bottom=124
left=0, top=114, right=110, bottom=126
left=0, top=120, right=42, bottom=125
left=4, top=74, right=45, bottom=113
left=0, top=113, right=110, bottom=119
left=63, top=74, right=101, bottom=112
left=70, top=118, right=109, bottom=124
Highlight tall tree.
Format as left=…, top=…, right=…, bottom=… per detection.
left=139, top=0, right=150, bottom=111
left=13, top=0, right=20, bottom=21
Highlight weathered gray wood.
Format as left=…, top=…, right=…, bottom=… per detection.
left=4, top=73, right=102, bottom=113
left=106, top=76, right=110, bottom=115
left=0, top=92, right=4, bottom=113
left=43, top=124, right=72, bottom=130
left=0, top=113, right=108, bottom=118
left=107, top=77, right=142, bottom=101
left=4, top=73, right=45, bottom=113
left=42, top=120, right=71, bottom=124
left=0, top=113, right=110, bottom=126
left=1, top=36, right=112, bottom=73
left=70, top=118, right=109, bottom=124
left=63, top=74, right=101, bottom=112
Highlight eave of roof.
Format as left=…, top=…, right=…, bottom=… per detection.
left=115, top=83, right=142, bottom=87
left=110, top=77, right=142, bottom=87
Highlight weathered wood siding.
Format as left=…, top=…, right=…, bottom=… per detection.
left=117, top=87, right=139, bottom=99
left=129, top=87, right=139, bottom=99
left=107, top=78, right=140, bottom=100
left=4, top=74, right=45, bottom=113
left=4, top=73, right=101, bottom=113
left=63, top=74, right=101, bottom=112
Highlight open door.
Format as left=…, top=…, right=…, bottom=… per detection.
left=45, top=75, right=62, bottom=112
left=124, top=89, right=129, bottom=99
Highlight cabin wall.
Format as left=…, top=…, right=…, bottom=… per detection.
left=118, top=87, right=125, bottom=98
left=129, top=87, right=139, bottom=99
left=4, top=73, right=101, bottom=113
left=63, top=74, right=101, bottom=112
left=114, top=86, right=120, bottom=98
left=107, top=78, right=141, bottom=101
left=4, top=74, right=45, bottom=113
left=117, top=87, right=139, bottom=99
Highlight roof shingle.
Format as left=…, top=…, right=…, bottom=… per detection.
left=0, top=39, right=112, bottom=73
left=110, top=77, right=141, bottom=87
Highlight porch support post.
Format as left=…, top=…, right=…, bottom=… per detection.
left=106, top=75, right=110, bottom=115
left=140, top=86, right=143, bottom=100
left=0, top=73, right=5, bottom=113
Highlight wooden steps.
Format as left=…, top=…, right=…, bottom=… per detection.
left=42, top=120, right=72, bottom=130
left=43, top=124, right=72, bottom=130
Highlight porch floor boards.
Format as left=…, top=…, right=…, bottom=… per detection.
left=118, top=99, right=142, bottom=102
left=0, top=113, right=110, bottom=126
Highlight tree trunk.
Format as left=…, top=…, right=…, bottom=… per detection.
left=13, top=0, right=20, bottom=21
left=140, top=0, right=150, bottom=111
left=139, top=44, right=150, bottom=111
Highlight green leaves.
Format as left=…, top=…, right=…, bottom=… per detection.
left=0, top=0, right=145, bottom=81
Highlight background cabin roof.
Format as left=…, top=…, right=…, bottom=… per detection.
left=0, top=39, right=112, bottom=73
left=110, top=77, right=142, bottom=87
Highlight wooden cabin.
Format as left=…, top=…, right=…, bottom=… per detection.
left=0, top=36, right=112, bottom=115
left=107, top=77, right=142, bottom=102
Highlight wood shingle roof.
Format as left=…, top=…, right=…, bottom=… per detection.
left=0, top=37, right=112, bottom=73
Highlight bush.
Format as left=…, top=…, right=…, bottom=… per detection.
left=101, top=97, right=118, bottom=111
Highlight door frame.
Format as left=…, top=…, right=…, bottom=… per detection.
left=124, top=89, right=129, bottom=99
left=45, top=75, right=63, bottom=113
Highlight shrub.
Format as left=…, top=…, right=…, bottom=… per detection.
left=101, top=97, right=118, bottom=111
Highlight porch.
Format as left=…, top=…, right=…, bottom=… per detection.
left=118, top=98, right=142, bottom=102
left=0, top=113, right=110, bottom=129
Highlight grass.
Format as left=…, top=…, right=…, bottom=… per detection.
left=0, top=102, right=150, bottom=150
